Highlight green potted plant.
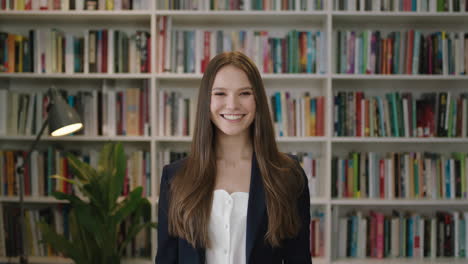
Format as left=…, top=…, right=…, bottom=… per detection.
left=39, top=142, right=157, bottom=264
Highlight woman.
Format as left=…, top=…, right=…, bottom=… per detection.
left=156, top=51, right=312, bottom=264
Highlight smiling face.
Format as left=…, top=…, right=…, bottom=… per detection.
left=210, top=65, right=256, bottom=137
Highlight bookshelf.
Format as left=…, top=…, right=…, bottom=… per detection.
left=1, top=0, right=468, bottom=263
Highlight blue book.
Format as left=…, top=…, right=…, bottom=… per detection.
left=445, top=159, right=451, bottom=198
left=407, top=217, right=413, bottom=257
left=377, top=97, right=386, bottom=137
left=275, top=92, right=283, bottom=136
left=351, top=215, right=358, bottom=257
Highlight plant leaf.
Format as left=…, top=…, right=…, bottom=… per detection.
left=38, top=221, right=84, bottom=263
left=67, top=154, right=96, bottom=183
left=112, top=187, right=144, bottom=225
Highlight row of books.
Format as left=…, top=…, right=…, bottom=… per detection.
left=156, top=150, right=320, bottom=198
left=158, top=90, right=195, bottom=137
left=0, top=81, right=151, bottom=137
left=0, top=204, right=152, bottom=258
left=0, top=147, right=151, bottom=197
left=336, top=30, right=468, bottom=75
left=338, top=210, right=468, bottom=259
left=0, top=29, right=151, bottom=74
left=334, top=91, right=468, bottom=138
left=269, top=92, right=325, bottom=137
left=310, top=209, right=325, bottom=257
left=331, top=151, right=468, bottom=200
left=156, top=16, right=327, bottom=74
left=335, top=0, right=468, bottom=12
left=0, top=0, right=150, bottom=10
left=0, top=204, right=71, bottom=257
left=157, top=0, right=325, bottom=10
left=293, top=152, right=320, bottom=198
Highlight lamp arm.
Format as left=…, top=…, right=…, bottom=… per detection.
left=17, top=116, right=49, bottom=264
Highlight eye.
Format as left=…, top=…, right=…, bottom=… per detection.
left=240, top=92, right=252, bottom=96
left=213, top=92, right=225, bottom=96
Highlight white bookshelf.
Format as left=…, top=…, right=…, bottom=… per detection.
left=1, top=0, right=468, bottom=263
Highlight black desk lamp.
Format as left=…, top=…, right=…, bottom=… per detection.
left=17, top=86, right=83, bottom=264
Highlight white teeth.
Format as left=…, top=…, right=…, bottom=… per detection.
left=223, top=114, right=244, bottom=120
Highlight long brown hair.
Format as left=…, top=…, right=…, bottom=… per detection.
left=167, top=51, right=305, bottom=248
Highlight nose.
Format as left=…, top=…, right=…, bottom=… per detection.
left=225, top=94, right=239, bottom=109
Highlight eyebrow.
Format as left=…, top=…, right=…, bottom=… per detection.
left=212, top=87, right=253, bottom=91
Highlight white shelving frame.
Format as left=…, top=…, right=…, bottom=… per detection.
left=1, top=2, right=468, bottom=264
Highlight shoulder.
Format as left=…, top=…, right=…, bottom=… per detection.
left=161, top=157, right=188, bottom=183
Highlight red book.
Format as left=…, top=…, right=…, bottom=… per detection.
left=387, top=38, right=392, bottom=74
left=365, top=99, right=370, bottom=137
left=406, top=30, right=414, bottom=74
left=379, top=159, right=385, bottom=199
left=201, top=31, right=210, bottom=73
left=25, top=0, right=32, bottom=9
left=102, top=30, right=108, bottom=73
left=376, top=212, right=384, bottom=258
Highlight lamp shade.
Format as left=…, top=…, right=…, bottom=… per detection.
left=48, top=88, right=83, bottom=137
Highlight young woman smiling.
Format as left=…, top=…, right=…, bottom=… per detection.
left=156, top=51, right=312, bottom=264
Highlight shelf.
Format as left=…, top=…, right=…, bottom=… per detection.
left=156, top=73, right=327, bottom=80
left=332, top=11, right=468, bottom=25
left=277, top=137, right=328, bottom=143
left=0, top=196, right=68, bottom=203
left=332, top=74, right=468, bottom=80
left=332, top=199, right=468, bottom=206
left=155, top=10, right=327, bottom=26
left=311, top=198, right=329, bottom=204
left=0, top=135, right=152, bottom=142
left=0, top=10, right=151, bottom=23
left=0, top=73, right=152, bottom=79
left=155, top=136, right=328, bottom=143
left=332, top=257, right=468, bottom=264
left=332, top=137, right=468, bottom=143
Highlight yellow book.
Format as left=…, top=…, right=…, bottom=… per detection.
left=310, top=98, right=316, bottom=136
left=409, top=154, right=414, bottom=199
left=106, top=0, right=114, bottom=10
left=15, top=35, right=24, bottom=73
left=347, top=161, right=354, bottom=198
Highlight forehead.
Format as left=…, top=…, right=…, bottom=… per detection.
left=212, top=65, right=252, bottom=90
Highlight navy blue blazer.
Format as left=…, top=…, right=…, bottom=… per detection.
left=155, top=154, right=312, bottom=264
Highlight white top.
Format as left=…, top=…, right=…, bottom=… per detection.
left=206, top=189, right=249, bottom=264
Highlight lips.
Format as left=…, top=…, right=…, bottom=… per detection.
left=221, top=114, right=246, bottom=120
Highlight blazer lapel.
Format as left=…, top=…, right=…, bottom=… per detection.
left=245, top=153, right=266, bottom=263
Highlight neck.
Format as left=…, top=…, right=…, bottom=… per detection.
left=215, top=130, right=253, bottom=162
